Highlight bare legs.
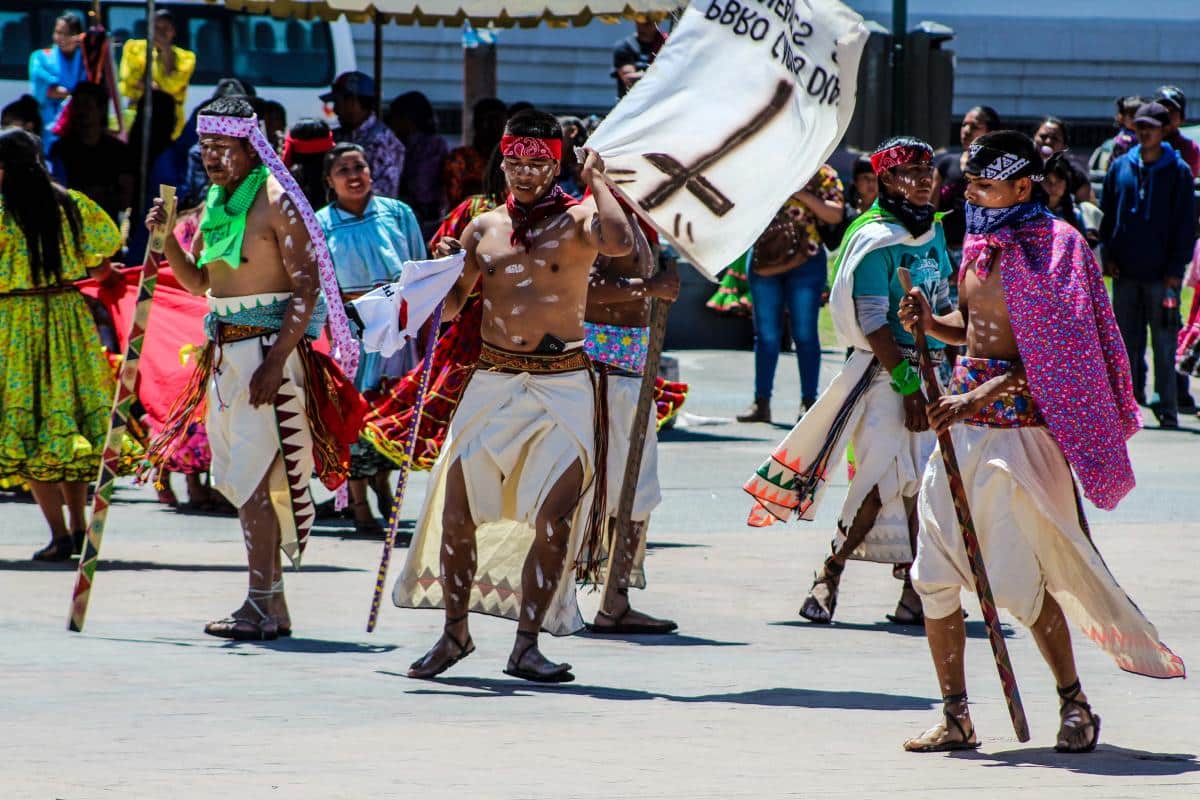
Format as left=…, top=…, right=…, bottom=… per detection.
left=30, top=479, right=88, bottom=561
left=203, top=459, right=281, bottom=640
left=408, top=459, right=584, bottom=682
left=591, top=518, right=677, bottom=633
left=905, top=593, right=1097, bottom=752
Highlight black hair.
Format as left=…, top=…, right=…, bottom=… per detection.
left=966, top=105, right=1001, bottom=131
left=507, top=101, right=535, bottom=116
left=852, top=155, right=874, bottom=178
left=289, top=117, right=331, bottom=141
left=154, top=9, right=176, bottom=27
left=213, top=77, right=254, bottom=99
left=505, top=109, right=563, bottom=141
left=473, top=97, right=507, bottom=119
left=1039, top=116, right=1069, bottom=146
left=481, top=145, right=506, bottom=203
left=0, top=128, right=84, bottom=285
left=389, top=91, right=436, bottom=135
left=201, top=95, right=255, bottom=120
left=322, top=142, right=367, bottom=180
left=1118, top=95, right=1145, bottom=117
left=285, top=119, right=334, bottom=209
left=130, top=88, right=177, bottom=156
left=57, top=12, right=83, bottom=36
left=558, top=115, right=588, bottom=149
left=2, top=94, right=44, bottom=135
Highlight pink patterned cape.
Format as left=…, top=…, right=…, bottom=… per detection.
left=963, top=216, right=1140, bottom=510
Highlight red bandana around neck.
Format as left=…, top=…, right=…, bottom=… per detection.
left=506, top=184, right=578, bottom=250
left=500, top=134, right=563, bottom=161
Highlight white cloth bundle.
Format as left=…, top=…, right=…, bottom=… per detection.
left=349, top=252, right=466, bottom=357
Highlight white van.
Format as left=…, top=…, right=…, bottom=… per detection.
left=0, top=0, right=356, bottom=126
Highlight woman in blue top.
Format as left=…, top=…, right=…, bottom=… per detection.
left=318, top=142, right=427, bottom=534
left=28, top=13, right=85, bottom=154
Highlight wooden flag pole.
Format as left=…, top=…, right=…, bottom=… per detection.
left=897, top=267, right=1029, bottom=742
left=601, top=298, right=669, bottom=603
left=69, top=185, right=176, bottom=633
left=367, top=302, right=444, bottom=632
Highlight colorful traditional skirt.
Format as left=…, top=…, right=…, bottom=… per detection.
left=706, top=250, right=753, bottom=315
left=0, top=289, right=115, bottom=484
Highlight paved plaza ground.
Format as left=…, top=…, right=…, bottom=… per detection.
left=3, top=349, right=1198, bottom=799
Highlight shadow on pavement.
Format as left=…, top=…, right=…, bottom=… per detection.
left=258, top=637, right=398, bottom=655
left=951, top=745, right=1200, bottom=776
left=770, top=619, right=1013, bottom=639
left=657, top=428, right=762, bottom=444
left=573, top=632, right=747, bottom=647
left=386, top=673, right=936, bottom=711
left=0, top=559, right=364, bottom=573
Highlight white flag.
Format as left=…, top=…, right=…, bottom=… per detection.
left=587, top=0, right=867, bottom=278
left=349, top=253, right=466, bottom=357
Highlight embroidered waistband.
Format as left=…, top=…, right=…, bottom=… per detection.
left=951, top=355, right=1043, bottom=428
left=203, top=292, right=327, bottom=342
left=214, top=322, right=275, bottom=345
left=478, top=343, right=590, bottom=374
left=584, top=321, right=649, bottom=375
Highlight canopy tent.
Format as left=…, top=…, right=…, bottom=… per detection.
left=207, top=0, right=678, bottom=27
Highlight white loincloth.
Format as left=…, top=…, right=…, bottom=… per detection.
left=205, top=292, right=316, bottom=565
left=393, top=366, right=597, bottom=636
left=597, top=371, right=661, bottom=590
left=914, top=424, right=1185, bottom=679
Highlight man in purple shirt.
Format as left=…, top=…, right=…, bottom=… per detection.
left=323, top=71, right=404, bottom=198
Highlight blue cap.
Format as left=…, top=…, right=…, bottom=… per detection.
left=321, top=71, right=375, bottom=102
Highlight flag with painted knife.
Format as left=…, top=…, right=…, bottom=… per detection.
left=586, top=0, right=867, bottom=278
left=349, top=252, right=467, bottom=357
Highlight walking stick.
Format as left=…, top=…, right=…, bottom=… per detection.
left=601, top=298, right=669, bottom=603
left=69, top=185, right=176, bottom=633
left=897, top=268, right=1029, bottom=742
left=366, top=301, right=444, bottom=632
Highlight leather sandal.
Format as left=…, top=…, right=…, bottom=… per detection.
left=204, top=589, right=279, bottom=641
left=504, top=630, right=574, bottom=683
left=1055, top=680, right=1101, bottom=753
left=33, top=535, right=74, bottom=562
left=408, top=614, right=475, bottom=679
left=904, top=692, right=982, bottom=752
left=799, top=554, right=844, bottom=624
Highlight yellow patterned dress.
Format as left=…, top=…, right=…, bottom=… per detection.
left=0, top=190, right=120, bottom=484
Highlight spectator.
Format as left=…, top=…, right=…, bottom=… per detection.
left=323, top=71, right=404, bottom=198
left=1093, top=95, right=1143, bottom=172
left=1034, top=116, right=1094, bottom=202
left=127, top=89, right=179, bottom=258
left=0, top=128, right=122, bottom=561
left=556, top=115, right=589, bottom=199
left=259, top=99, right=287, bottom=153
left=934, top=106, right=1000, bottom=260
left=386, top=91, right=449, bottom=236
left=1100, top=102, right=1197, bottom=428
left=1155, top=86, right=1200, bottom=178
left=1041, top=153, right=1086, bottom=236
left=738, top=164, right=845, bottom=422
left=283, top=118, right=336, bottom=211
left=1, top=95, right=43, bottom=138
left=316, top=142, right=426, bottom=534
left=47, top=82, right=135, bottom=224
left=612, top=16, right=666, bottom=98
left=117, top=9, right=196, bottom=141
left=28, top=12, right=84, bottom=153
left=443, top=97, right=507, bottom=208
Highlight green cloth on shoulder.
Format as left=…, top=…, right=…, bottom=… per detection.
left=198, top=165, right=270, bottom=270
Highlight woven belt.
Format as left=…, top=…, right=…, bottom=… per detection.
left=595, top=362, right=642, bottom=379
left=215, top=322, right=275, bottom=345
left=478, top=343, right=589, bottom=374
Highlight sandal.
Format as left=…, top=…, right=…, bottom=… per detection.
left=408, top=614, right=475, bottom=679
left=886, top=576, right=925, bottom=626
left=504, top=630, right=574, bottom=683
left=586, top=589, right=678, bottom=634
left=799, top=554, right=844, bottom=624
left=1055, top=680, right=1101, bottom=753
left=904, top=692, right=982, bottom=753
left=271, top=578, right=292, bottom=638
left=204, top=589, right=279, bottom=641
left=350, top=501, right=385, bottom=537
left=33, top=535, right=75, bottom=562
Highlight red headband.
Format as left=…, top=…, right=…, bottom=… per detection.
left=500, top=134, right=562, bottom=161
left=869, top=144, right=932, bottom=176
left=281, top=131, right=335, bottom=166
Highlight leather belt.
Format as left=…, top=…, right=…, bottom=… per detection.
left=478, top=343, right=589, bottom=375
left=215, top=322, right=275, bottom=345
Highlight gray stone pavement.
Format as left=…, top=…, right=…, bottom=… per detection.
left=3, top=349, right=1198, bottom=799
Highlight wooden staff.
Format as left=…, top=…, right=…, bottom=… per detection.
left=601, top=298, right=669, bottom=604
left=366, top=301, right=444, bottom=632
left=897, top=268, right=1029, bottom=742
left=69, top=185, right=176, bottom=633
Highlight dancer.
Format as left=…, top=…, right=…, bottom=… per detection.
left=318, top=142, right=427, bottom=534
left=900, top=131, right=1185, bottom=754
left=584, top=209, right=680, bottom=634
left=0, top=129, right=121, bottom=561
left=744, top=137, right=953, bottom=625
left=146, top=97, right=360, bottom=640
left=396, top=110, right=634, bottom=682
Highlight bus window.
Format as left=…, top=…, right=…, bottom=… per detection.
left=0, top=12, right=34, bottom=81
left=230, top=18, right=333, bottom=88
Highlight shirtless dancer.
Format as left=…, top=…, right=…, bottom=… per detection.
left=147, top=96, right=335, bottom=640
left=584, top=214, right=680, bottom=634
left=396, top=110, right=634, bottom=681
left=900, top=131, right=1184, bottom=753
